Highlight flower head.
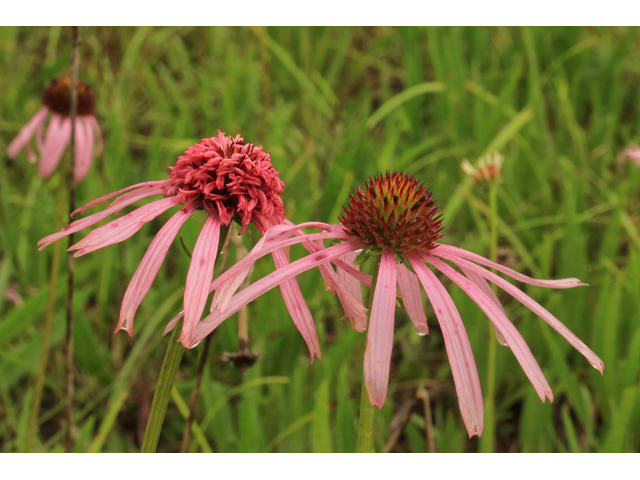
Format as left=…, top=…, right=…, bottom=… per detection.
left=6, top=76, right=103, bottom=183
left=188, top=170, right=603, bottom=438
left=461, top=152, right=504, bottom=184
left=38, top=132, right=336, bottom=355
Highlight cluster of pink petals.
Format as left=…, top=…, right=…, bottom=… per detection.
left=167, top=221, right=604, bottom=438
left=619, top=144, right=640, bottom=168
left=7, top=107, right=103, bottom=183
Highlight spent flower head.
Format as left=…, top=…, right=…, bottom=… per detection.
left=461, top=152, right=504, bottom=185
left=7, top=77, right=103, bottom=183
left=186, top=170, right=603, bottom=438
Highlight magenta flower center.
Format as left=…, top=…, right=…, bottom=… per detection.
left=42, top=77, right=95, bottom=116
left=339, top=171, right=444, bottom=253
left=162, top=132, right=285, bottom=234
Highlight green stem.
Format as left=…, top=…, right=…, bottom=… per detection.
left=356, top=260, right=380, bottom=453
left=25, top=178, right=66, bottom=452
left=481, top=182, right=499, bottom=453
left=141, top=223, right=230, bottom=453
left=141, top=319, right=185, bottom=453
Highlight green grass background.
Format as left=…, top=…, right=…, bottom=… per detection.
left=0, top=26, right=639, bottom=453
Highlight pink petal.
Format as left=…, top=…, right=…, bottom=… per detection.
left=74, top=117, right=94, bottom=183
left=71, top=181, right=165, bottom=218
left=425, top=254, right=553, bottom=403
left=117, top=207, right=193, bottom=336
left=460, top=266, right=508, bottom=346
left=337, top=251, right=367, bottom=331
left=407, top=252, right=484, bottom=438
left=364, top=249, right=397, bottom=409
left=396, top=262, right=428, bottom=335
left=433, top=245, right=586, bottom=289
left=38, top=115, right=71, bottom=179
left=38, top=184, right=167, bottom=250
left=6, top=108, right=49, bottom=159
left=164, top=310, right=184, bottom=336
left=86, top=115, right=103, bottom=156
left=271, top=248, right=322, bottom=361
left=180, top=214, right=222, bottom=347
left=69, top=196, right=178, bottom=256
left=191, top=241, right=358, bottom=347
left=437, top=251, right=604, bottom=374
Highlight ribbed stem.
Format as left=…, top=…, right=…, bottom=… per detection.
left=356, top=260, right=380, bottom=453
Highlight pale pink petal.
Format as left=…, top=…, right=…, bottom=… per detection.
left=364, top=249, right=397, bottom=409
left=71, top=180, right=165, bottom=217
left=460, top=265, right=508, bottom=346
left=180, top=214, right=222, bottom=347
left=337, top=251, right=367, bottom=331
left=7, top=108, right=49, bottom=159
left=69, top=196, right=178, bottom=256
left=87, top=115, right=103, bottom=156
left=38, top=115, right=71, bottom=179
left=396, top=262, right=428, bottom=335
left=38, top=185, right=168, bottom=250
left=407, top=252, right=484, bottom=438
left=433, top=245, right=586, bottom=289
left=74, top=117, right=94, bottom=183
left=271, top=248, right=322, bottom=361
left=108, top=185, right=165, bottom=214
left=191, top=241, right=358, bottom=347
left=163, top=310, right=184, bottom=336
left=438, top=251, right=604, bottom=374
left=426, top=254, right=553, bottom=403
left=117, top=207, right=193, bottom=336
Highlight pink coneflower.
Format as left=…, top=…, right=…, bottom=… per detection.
left=6, top=77, right=103, bottom=183
left=38, top=132, right=361, bottom=355
left=619, top=144, right=640, bottom=168
left=185, top=171, right=604, bottom=437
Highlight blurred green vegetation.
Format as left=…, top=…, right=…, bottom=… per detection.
left=0, top=26, right=639, bottom=453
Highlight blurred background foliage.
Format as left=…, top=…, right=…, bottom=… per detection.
left=0, top=26, right=639, bottom=453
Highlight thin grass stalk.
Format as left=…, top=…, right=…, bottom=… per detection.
left=25, top=179, right=66, bottom=452
left=64, top=25, right=80, bottom=453
left=356, top=260, right=380, bottom=453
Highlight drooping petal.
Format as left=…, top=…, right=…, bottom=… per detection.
left=86, top=115, right=103, bottom=156
left=180, top=213, right=222, bottom=347
left=407, top=252, right=484, bottom=438
left=337, top=251, right=367, bottom=332
left=271, top=248, right=322, bottom=361
left=74, top=117, right=94, bottom=183
left=38, top=185, right=167, bottom=249
left=69, top=196, right=178, bottom=256
left=71, top=180, right=165, bottom=217
left=364, top=249, right=397, bottom=409
left=438, top=251, right=604, bottom=374
left=117, top=207, right=193, bottom=336
left=460, top=265, right=507, bottom=346
left=425, top=254, right=553, bottom=403
left=6, top=108, right=49, bottom=159
left=433, top=245, right=586, bottom=289
left=191, top=241, right=358, bottom=347
left=396, top=262, right=428, bottom=335
left=39, top=115, right=71, bottom=178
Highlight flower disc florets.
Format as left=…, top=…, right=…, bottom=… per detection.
left=162, top=131, right=285, bottom=234
left=339, top=171, right=444, bottom=255
left=42, top=77, right=95, bottom=116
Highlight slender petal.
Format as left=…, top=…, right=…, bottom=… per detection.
left=364, top=249, right=397, bottom=409
left=437, top=251, right=604, bottom=374
left=180, top=214, right=222, bottom=347
left=460, top=265, right=507, bottom=346
left=39, top=115, right=71, bottom=178
left=337, top=251, right=367, bottom=331
left=87, top=115, right=103, bottom=156
left=433, top=245, right=586, bottom=289
left=407, top=252, right=484, bottom=438
left=190, top=241, right=358, bottom=347
left=117, top=207, right=193, bottom=336
left=271, top=248, right=322, bottom=361
left=425, top=254, right=553, bottom=403
left=396, top=262, right=428, bottom=335
left=6, top=108, right=49, bottom=159
left=74, top=117, right=94, bottom=183
left=71, top=181, right=165, bottom=217
left=69, top=197, right=178, bottom=256
left=38, top=186, right=167, bottom=249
